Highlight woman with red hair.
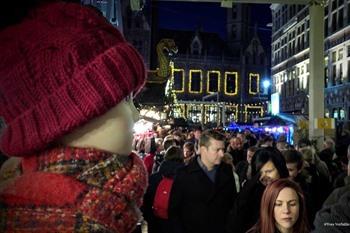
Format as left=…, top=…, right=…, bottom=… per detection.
left=248, top=179, right=309, bottom=233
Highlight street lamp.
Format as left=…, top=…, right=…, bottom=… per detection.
left=262, top=79, right=271, bottom=94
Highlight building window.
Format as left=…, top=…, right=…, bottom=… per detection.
left=332, top=0, right=337, bottom=10
left=187, top=105, right=202, bottom=123
left=338, top=8, right=344, bottom=29
left=231, top=25, right=237, bottom=40
left=332, top=65, right=336, bottom=85
left=332, top=13, right=337, bottom=32
left=189, top=70, right=203, bottom=93
left=339, top=63, right=343, bottom=84
left=224, top=72, right=238, bottom=95
left=173, top=68, right=185, bottom=93
left=332, top=51, right=337, bottom=62
left=333, top=108, right=339, bottom=119
left=338, top=0, right=344, bottom=7
left=207, top=71, right=220, bottom=93
left=249, top=73, right=260, bottom=95
left=339, top=48, right=344, bottom=60
left=192, top=41, right=200, bottom=55
left=232, top=6, right=237, bottom=19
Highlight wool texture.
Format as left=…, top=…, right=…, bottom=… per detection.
left=0, top=147, right=148, bottom=233
left=0, top=2, right=146, bottom=157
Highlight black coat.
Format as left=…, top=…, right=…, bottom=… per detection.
left=227, top=173, right=265, bottom=233
left=169, top=157, right=237, bottom=233
left=143, top=160, right=184, bottom=233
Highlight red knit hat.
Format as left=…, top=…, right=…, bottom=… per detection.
left=0, top=2, right=146, bottom=157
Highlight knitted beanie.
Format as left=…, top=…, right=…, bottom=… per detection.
left=0, top=2, right=146, bottom=157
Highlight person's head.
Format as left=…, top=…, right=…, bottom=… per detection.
left=256, top=179, right=309, bottom=233
left=222, top=153, right=234, bottom=167
left=296, top=138, right=312, bottom=151
left=323, top=137, right=335, bottom=152
left=282, top=149, right=304, bottom=179
left=164, top=146, right=183, bottom=163
left=163, top=135, right=180, bottom=151
left=155, top=138, right=164, bottom=153
left=229, top=137, right=243, bottom=150
left=183, top=141, right=195, bottom=161
left=236, top=133, right=245, bottom=143
left=172, top=130, right=183, bottom=144
left=252, top=148, right=289, bottom=186
left=276, top=141, right=288, bottom=152
left=260, top=134, right=274, bottom=147
left=194, top=128, right=202, bottom=140
left=247, top=146, right=258, bottom=164
left=0, top=1, right=146, bottom=157
left=199, top=129, right=226, bottom=170
left=298, top=147, right=315, bottom=164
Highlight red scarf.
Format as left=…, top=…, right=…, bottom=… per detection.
left=0, top=147, right=147, bottom=233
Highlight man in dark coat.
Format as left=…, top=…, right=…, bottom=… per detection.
left=169, top=130, right=237, bottom=233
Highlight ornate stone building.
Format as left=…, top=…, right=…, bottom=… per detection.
left=155, top=4, right=271, bottom=125
left=81, top=1, right=270, bottom=125
left=271, top=1, right=350, bottom=124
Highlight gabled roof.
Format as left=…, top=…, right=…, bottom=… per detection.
left=157, top=28, right=235, bottom=57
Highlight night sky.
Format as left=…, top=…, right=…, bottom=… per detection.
left=156, top=2, right=272, bottom=49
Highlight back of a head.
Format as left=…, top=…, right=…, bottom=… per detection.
left=251, top=147, right=289, bottom=178
left=199, top=129, right=225, bottom=148
left=164, top=146, right=183, bottom=162
left=163, top=135, right=180, bottom=151
left=282, top=149, right=304, bottom=170
left=297, top=138, right=312, bottom=150
left=299, top=147, right=314, bottom=164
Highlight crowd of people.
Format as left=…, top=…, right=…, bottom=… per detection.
left=135, top=125, right=350, bottom=233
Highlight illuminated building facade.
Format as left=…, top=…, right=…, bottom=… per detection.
left=271, top=1, right=350, bottom=123
left=157, top=4, right=270, bottom=125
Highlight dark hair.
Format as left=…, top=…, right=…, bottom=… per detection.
left=262, top=134, right=274, bottom=143
left=199, top=129, right=225, bottom=148
left=282, top=149, right=303, bottom=170
left=163, top=136, right=180, bottom=151
left=183, top=141, right=195, bottom=152
left=164, top=146, right=183, bottom=162
left=297, top=138, right=311, bottom=149
left=251, top=147, right=289, bottom=178
left=249, top=179, right=309, bottom=233
left=248, top=146, right=259, bottom=154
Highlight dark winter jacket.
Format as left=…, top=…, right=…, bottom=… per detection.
left=142, top=160, right=184, bottom=233
left=169, top=156, right=237, bottom=233
left=226, top=173, right=265, bottom=233
left=312, top=182, right=350, bottom=233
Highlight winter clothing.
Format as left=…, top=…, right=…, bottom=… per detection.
left=169, top=156, right=237, bottom=233
left=144, top=152, right=156, bottom=175
left=226, top=173, right=265, bottom=233
left=0, top=2, right=147, bottom=233
left=227, top=147, right=246, bottom=166
left=0, top=1, right=145, bottom=157
left=143, top=160, right=183, bottom=233
left=0, top=147, right=148, bottom=233
left=235, top=160, right=251, bottom=186
left=312, top=183, right=350, bottom=233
